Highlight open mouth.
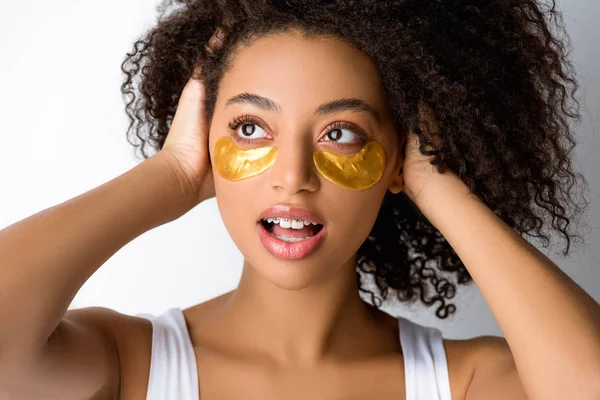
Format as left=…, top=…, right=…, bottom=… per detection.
left=256, top=216, right=327, bottom=259
left=260, top=219, right=324, bottom=241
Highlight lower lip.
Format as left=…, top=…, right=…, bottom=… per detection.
left=257, top=222, right=326, bottom=260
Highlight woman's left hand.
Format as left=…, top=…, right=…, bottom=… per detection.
left=400, top=129, right=442, bottom=205
left=400, top=103, right=465, bottom=207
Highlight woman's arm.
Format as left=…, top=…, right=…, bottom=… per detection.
left=416, top=171, right=600, bottom=400
left=0, top=151, right=191, bottom=398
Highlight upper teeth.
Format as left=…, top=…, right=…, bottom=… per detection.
left=263, top=217, right=317, bottom=229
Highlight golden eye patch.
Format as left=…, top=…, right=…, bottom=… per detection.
left=214, top=136, right=278, bottom=181
left=214, top=136, right=386, bottom=190
left=313, top=141, right=386, bottom=190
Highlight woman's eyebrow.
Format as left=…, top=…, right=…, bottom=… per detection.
left=225, top=92, right=381, bottom=123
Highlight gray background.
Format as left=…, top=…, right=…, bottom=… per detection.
left=0, top=0, right=598, bottom=339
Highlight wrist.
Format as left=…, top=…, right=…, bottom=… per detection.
left=411, top=172, right=475, bottom=224
left=146, top=152, right=199, bottom=221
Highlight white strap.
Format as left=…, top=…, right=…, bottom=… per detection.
left=399, top=317, right=452, bottom=400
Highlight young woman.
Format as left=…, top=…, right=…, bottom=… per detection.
left=1, top=1, right=599, bottom=399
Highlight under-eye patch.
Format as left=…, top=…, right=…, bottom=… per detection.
left=313, top=141, right=386, bottom=190
left=214, top=136, right=278, bottom=181
left=214, top=136, right=386, bottom=190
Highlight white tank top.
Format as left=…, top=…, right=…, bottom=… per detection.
left=137, top=308, right=452, bottom=400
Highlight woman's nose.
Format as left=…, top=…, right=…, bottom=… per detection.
left=266, top=138, right=320, bottom=194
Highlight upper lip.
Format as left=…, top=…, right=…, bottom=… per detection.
left=258, top=204, right=325, bottom=225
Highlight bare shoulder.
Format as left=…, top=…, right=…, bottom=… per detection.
left=54, top=295, right=231, bottom=400
left=441, top=336, right=478, bottom=400
left=1, top=306, right=151, bottom=400
left=67, top=306, right=154, bottom=400
left=443, top=335, right=527, bottom=400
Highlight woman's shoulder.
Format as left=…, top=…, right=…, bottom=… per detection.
left=69, top=294, right=231, bottom=400
left=101, top=308, right=154, bottom=400
left=62, top=306, right=153, bottom=400
left=391, top=314, right=507, bottom=400
left=442, top=333, right=514, bottom=400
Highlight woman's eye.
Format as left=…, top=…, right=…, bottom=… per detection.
left=228, top=116, right=367, bottom=148
left=323, top=128, right=357, bottom=144
left=235, top=123, right=267, bottom=140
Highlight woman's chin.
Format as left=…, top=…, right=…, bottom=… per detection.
left=256, top=261, right=332, bottom=291
left=239, top=255, right=336, bottom=291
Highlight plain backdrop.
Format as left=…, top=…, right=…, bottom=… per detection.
left=1, top=0, right=598, bottom=340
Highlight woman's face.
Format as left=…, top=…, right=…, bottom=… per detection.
left=208, top=30, right=404, bottom=290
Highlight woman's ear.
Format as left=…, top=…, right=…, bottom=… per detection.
left=387, top=131, right=408, bottom=195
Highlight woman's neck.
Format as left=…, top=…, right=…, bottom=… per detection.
left=204, top=254, right=399, bottom=367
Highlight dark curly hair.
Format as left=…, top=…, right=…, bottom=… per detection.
left=120, top=0, right=590, bottom=319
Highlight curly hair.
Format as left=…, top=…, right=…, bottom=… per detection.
left=120, top=0, right=589, bottom=319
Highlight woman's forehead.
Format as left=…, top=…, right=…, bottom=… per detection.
left=217, top=31, right=390, bottom=117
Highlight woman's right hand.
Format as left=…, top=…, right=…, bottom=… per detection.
left=160, top=74, right=216, bottom=208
